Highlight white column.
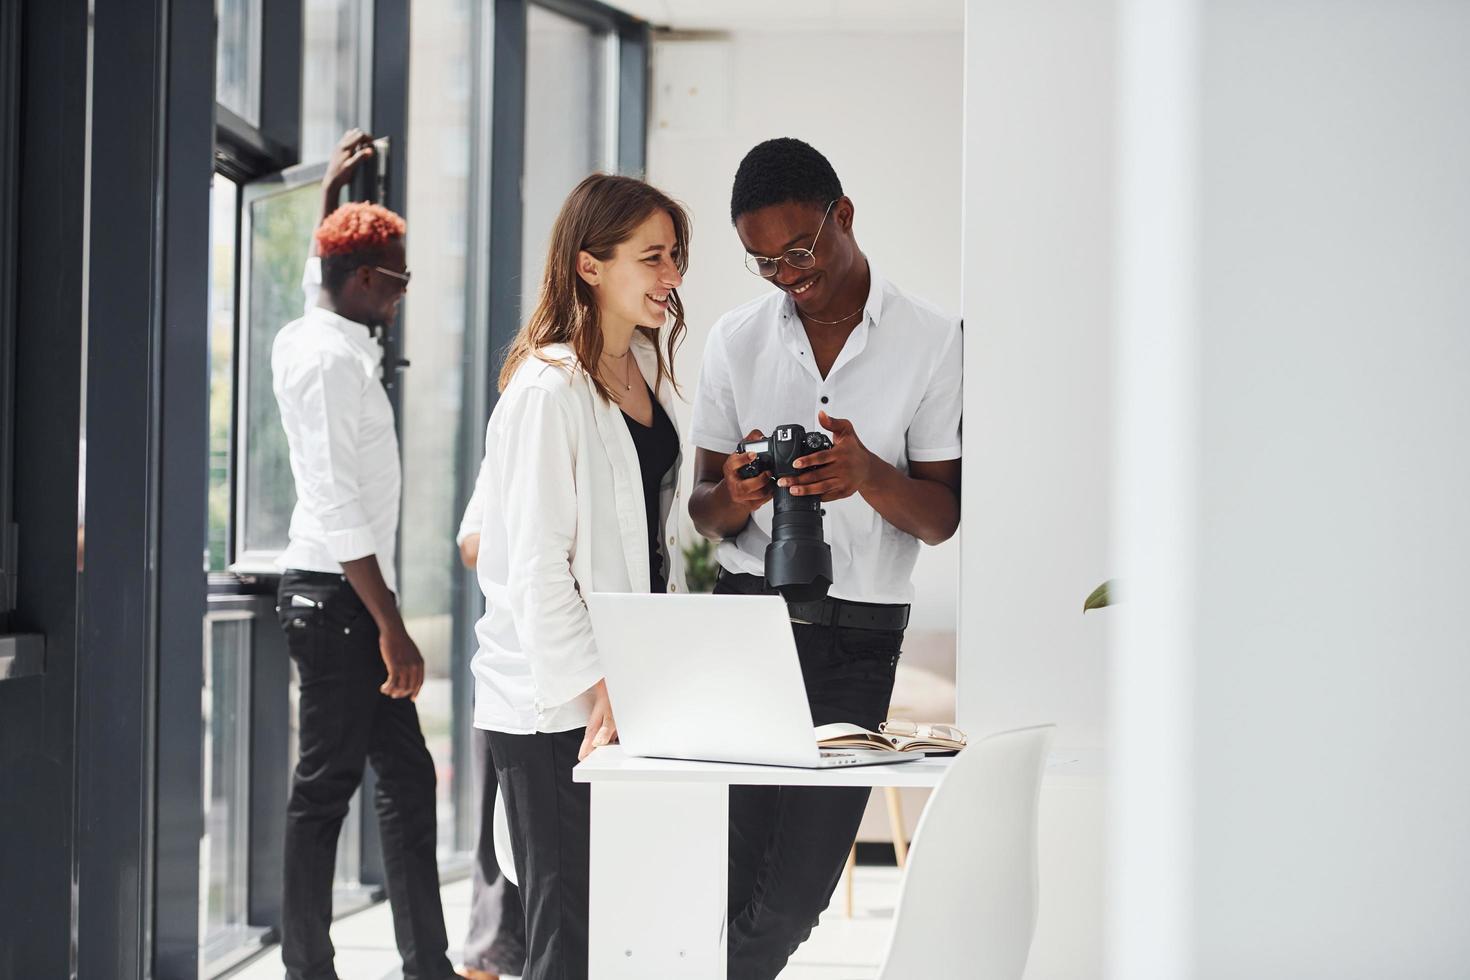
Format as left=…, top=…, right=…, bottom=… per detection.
left=961, top=2, right=1118, bottom=976
left=1108, top=2, right=1470, bottom=977
left=1107, top=0, right=1200, bottom=977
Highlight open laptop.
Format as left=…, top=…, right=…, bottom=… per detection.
left=585, top=592, right=921, bottom=770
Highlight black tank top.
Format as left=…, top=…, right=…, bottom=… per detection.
left=621, top=385, right=679, bottom=593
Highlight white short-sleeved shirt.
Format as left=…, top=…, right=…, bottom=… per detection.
left=689, top=265, right=962, bottom=605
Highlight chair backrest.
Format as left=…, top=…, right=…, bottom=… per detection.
left=493, top=790, right=518, bottom=887
left=876, top=724, right=1055, bottom=980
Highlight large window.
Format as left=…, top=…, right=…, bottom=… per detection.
left=301, top=0, right=373, bottom=161
left=198, top=611, right=256, bottom=972
left=186, top=0, right=652, bottom=970
left=520, top=3, right=618, bottom=311
left=204, top=0, right=381, bottom=967
left=215, top=0, right=262, bottom=126
left=401, top=0, right=477, bottom=854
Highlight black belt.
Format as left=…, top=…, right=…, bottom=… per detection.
left=718, top=571, right=910, bottom=631
left=786, top=597, right=910, bottom=631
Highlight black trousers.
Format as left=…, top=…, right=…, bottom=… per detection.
left=463, top=727, right=527, bottom=975
left=276, top=570, right=453, bottom=980
left=485, top=728, right=591, bottom=980
left=715, top=573, right=904, bottom=980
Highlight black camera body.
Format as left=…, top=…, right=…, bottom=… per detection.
left=737, top=424, right=834, bottom=602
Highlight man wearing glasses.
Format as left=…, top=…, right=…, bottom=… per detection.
left=689, top=137, right=963, bottom=980
left=272, top=137, right=464, bottom=980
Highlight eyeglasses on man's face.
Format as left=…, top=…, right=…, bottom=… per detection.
left=744, top=200, right=837, bottom=278
left=372, top=266, right=412, bottom=288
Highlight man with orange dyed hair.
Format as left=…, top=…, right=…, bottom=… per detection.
left=271, top=132, right=462, bottom=980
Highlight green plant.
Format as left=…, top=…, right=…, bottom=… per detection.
left=1083, top=580, right=1113, bottom=613
left=682, top=535, right=719, bottom=593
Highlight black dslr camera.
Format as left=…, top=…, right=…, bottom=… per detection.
left=737, top=424, right=834, bottom=602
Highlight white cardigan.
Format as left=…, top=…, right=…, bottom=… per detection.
left=471, top=335, right=687, bottom=734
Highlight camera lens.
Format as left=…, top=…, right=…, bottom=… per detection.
left=753, top=423, right=834, bottom=601
left=766, top=503, right=832, bottom=601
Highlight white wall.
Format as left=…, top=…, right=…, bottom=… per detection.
left=962, top=1, right=1116, bottom=976
left=644, top=28, right=964, bottom=634
left=1112, top=1, right=1470, bottom=977
left=959, top=0, right=1115, bottom=744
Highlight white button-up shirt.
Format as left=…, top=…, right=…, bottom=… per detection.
left=472, top=336, right=687, bottom=734
left=271, top=297, right=402, bottom=593
left=690, top=266, right=962, bottom=605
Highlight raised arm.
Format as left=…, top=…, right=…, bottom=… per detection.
left=303, top=130, right=376, bottom=314
left=311, top=128, right=375, bottom=257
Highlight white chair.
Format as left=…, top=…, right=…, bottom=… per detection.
left=492, top=790, right=518, bottom=887
left=874, top=724, right=1055, bottom=980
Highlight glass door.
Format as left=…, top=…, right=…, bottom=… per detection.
left=233, top=164, right=331, bottom=574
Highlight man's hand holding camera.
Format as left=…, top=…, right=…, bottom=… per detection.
left=722, top=428, right=777, bottom=511
left=779, top=411, right=875, bottom=502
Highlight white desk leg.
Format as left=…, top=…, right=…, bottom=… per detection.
left=588, top=781, right=728, bottom=979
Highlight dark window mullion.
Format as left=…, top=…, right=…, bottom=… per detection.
left=617, top=21, right=649, bottom=177
left=0, top=0, right=20, bottom=630
left=259, top=0, right=303, bottom=165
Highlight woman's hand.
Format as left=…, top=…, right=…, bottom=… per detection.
left=578, top=679, right=618, bottom=761
left=458, top=532, right=480, bottom=570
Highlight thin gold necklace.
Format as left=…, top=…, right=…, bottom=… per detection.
left=801, top=303, right=864, bottom=326
left=601, top=349, right=634, bottom=391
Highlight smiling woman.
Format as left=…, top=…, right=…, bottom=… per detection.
left=499, top=173, right=690, bottom=403
left=472, top=171, right=694, bottom=980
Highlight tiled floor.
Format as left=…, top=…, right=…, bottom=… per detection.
left=228, top=866, right=899, bottom=979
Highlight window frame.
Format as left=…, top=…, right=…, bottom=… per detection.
left=0, top=0, right=20, bottom=636
left=228, top=159, right=329, bottom=577
left=529, top=0, right=650, bottom=176
left=212, top=0, right=304, bottom=582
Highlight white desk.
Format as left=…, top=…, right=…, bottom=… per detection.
left=572, top=747, right=952, bottom=979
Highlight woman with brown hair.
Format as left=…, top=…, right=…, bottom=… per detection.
left=467, top=173, right=691, bottom=980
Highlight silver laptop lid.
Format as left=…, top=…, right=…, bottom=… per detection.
left=585, top=593, right=822, bottom=767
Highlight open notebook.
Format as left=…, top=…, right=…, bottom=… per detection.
left=816, top=720, right=967, bottom=756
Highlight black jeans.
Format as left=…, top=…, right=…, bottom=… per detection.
left=715, top=573, right=904, bottom=980
left=463, top=727, right=527, bottom=975
left=276, top=570, right=453, bottom=980
left=485, top=728, right=592, bottom=980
